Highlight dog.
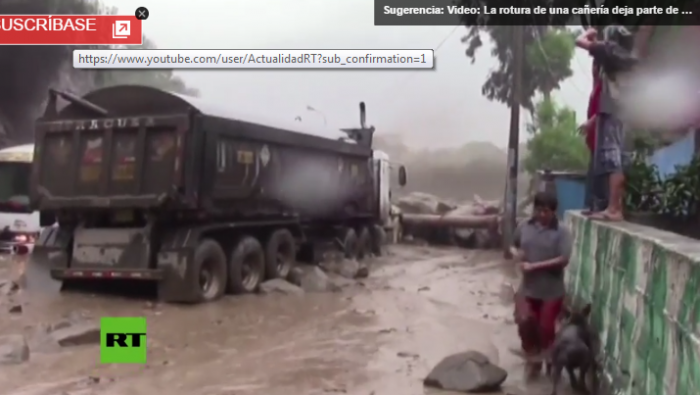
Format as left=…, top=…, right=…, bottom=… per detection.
left=548, top=303, right=598, bottom=395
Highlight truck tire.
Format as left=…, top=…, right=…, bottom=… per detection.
left=191, top=239, right=227, bottom=303
left=228, top=236, right=265, bottom=294
left=265, top=229, right=296, bottom=279
left=356, top=227, right=371, bottom=260
left=370, top=224, right=386, bottom=256
left=342, top=228, right=359, bottom=259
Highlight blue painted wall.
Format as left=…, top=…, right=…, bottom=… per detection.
left=649, top=130, right=695, bottom=179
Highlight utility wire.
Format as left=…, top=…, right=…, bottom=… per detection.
left=375, top=26, right=460, bottom=101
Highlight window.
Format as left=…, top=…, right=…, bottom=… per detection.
left=0, top=162, right=31, bottom=213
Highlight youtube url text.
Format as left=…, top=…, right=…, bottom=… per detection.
left=73, top=49, right=435, bottom=70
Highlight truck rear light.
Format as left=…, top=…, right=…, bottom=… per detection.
left=13, top=232, right=37, bottom=244
left=12, top=245, right=29, bottom=254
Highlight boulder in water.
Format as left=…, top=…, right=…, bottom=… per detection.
left=0, top=334, right=29, bottom=364
left=424, top=350, right=507, bottom=392
left=259, top=279, right=304, bottom=295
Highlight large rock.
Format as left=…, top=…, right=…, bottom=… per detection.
left=0, top=279, right=19, bottom=296
left=296, top=266, right=349, bottom=293
left=338, top=259, right=360, bottom=279
left=259, top=279, right=304, bottom=295
left=355, top=262, right=369, bottom=279
left=299, top=266, right=332, bottom=292
left=396, top=192, right=455, bottom=215
left=287, top=267, right=304, bottom=286
left=51, top=321, right=100, bottom=347
left=326, top=273, right=357, bottom=289
left=0, top=334, right=29, bottom=364
left=446, top=201, right=501, bottom=249
left=320, top=258, right=369, bottom=281
left=27, top=324, right=62, bottom=353
left=424, top=351, right=507, bottom=392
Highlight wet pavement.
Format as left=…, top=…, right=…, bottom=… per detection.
left=0, top=246, right=576, bottom=395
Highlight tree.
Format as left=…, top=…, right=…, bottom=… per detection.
left=522, top=97, right=589, bottom=174
left=459, top=25, right=575, bottom=113
left=526, top=29, right=575, bottom=101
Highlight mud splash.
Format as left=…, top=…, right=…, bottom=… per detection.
left=0, top=247, right=578, bottom=395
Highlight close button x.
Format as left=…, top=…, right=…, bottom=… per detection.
left=135, top=7, right=149, bottom=20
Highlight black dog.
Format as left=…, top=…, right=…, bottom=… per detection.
left=549, top=304, right=598, bottom=395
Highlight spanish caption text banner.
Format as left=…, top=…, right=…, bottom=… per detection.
left=374, top=0, right=700, bottom=26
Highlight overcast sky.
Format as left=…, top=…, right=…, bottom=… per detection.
left=106, top=0, right=593, bottom=149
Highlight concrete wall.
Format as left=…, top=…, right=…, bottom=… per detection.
left=649, top=130, right=695, bottom=179
left=565, top=211, right=700, bottom=395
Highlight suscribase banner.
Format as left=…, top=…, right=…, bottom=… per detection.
left=0, top=15, right=142, bottom=45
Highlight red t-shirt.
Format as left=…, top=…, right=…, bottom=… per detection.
left=586, top=77, right=602, bottom=152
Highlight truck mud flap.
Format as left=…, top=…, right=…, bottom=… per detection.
left=24, top=227, right=69, bottom=294
left=154, top=225, right=214, bottom=303
left=156, top=249, right=198, bottom=302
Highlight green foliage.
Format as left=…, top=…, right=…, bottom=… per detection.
left=623, top=153, right=661, bottom=212
left=626, top=130, right=664, bottom=155
left=525, top=29, right=575, bottom=98
left=657, top=155, right=700, bottom=218
left=522, top=97, right=589, bottom=174
left=459, top=25, right=575, bottom=112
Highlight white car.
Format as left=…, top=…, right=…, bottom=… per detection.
left=0, top=144, right=40, bottom=254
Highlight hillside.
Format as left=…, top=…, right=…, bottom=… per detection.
left=375, top=134, right=531, bottom=201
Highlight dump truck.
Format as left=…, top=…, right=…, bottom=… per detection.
left=27, top=85, right=406, bottom=303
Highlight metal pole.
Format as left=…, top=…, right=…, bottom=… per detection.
left=502, top=24, right=524, bottom=258
left=306, top=105, right=328, bottom=125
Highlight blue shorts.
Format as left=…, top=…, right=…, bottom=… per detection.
left=594, top=114, right=625, bottom=174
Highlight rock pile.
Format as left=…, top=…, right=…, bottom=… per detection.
left=258, top=259, right=367, bottom=295
left=396, top=192, right=502, bottom=249
left=0, top=312, right=101, bottom=365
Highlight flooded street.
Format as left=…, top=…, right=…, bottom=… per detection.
left=0, top=246, right=573, bottom=395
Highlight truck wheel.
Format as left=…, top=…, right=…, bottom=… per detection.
left=228, top=236, right=265, bottom=294
left=356, top=227, right=371, bottom=260
left=191, top=239, right=227, bottom=303
left=342, top=228, right=359, bottom=259
left=265, top=229, right=296, bottom=279
left=370, top=224, right=386, bottom=256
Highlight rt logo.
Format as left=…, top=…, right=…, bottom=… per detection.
left=100, top=317, right=147, bottom=364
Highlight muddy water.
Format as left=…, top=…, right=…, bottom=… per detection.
left=0, top=247, right=575, bottom=395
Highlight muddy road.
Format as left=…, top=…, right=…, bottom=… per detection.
left=0, top=246, right=574, bottom=395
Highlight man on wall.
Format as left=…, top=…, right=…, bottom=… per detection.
left=575, top=26, right=637, bottom=222
left=581, top=59, right=605, bottom=214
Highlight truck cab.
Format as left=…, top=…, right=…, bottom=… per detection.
left=372, top=149, right=405, bottom=231
left=0, top=144, right=40, bottom=254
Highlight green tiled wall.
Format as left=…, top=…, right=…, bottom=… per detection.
left=565, top=212, right=700, bottom=395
